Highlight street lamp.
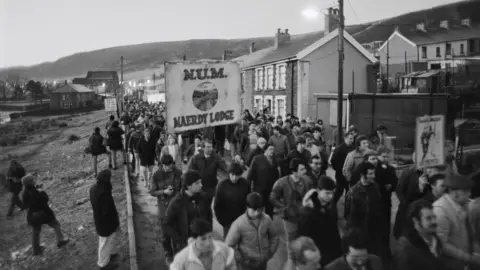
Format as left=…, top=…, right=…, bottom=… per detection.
left=302, top=8, right=320, bottom=20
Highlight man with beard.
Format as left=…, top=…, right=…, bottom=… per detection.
left=170, top=218, right=236, bottom=270
left=395, top=199, right=448, bottom=270
left=247, top=144, right=278, bottom=217
left=225, top=192, right=279, bottom=270
left=162, top=170, right=212, bottom=264
left=344, top=162, right=390, bottom=265
left=214, top=163, right=250, bottom=238
left=149, top=154, right=182, bottom=262
left=297, top=176, right=341, bottom=267
left=325, top=229, right=382, bottom=270
left=330, top=132, right=355, bottom=204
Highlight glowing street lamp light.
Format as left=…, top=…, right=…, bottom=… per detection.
left=302, top=8, right=320, bottom=20
left=102, top=83, right=106, bottom=87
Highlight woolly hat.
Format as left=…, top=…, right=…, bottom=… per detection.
left=21, top=174, right=35, bottom=187
left=182, top=170, right=201, bottom=187
left=97, top=169, right=112, bottom=183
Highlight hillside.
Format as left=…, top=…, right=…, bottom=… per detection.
left=1, top=0, right=478, bottom=81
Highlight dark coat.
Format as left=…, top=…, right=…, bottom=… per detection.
left=137, top=137, right=157, bottom=166
left=393, top=165, right=425, bottom=239
left=187, top=153, right=227, bottom=198
left=395, top=230, right=448, bottom=270
left=89, top=177, right=119, bottom=237
left=285, top=149, right=312, bottom=175
left=330, top=143, right=355, bottom=174
left=214, top=177, right=250, bottom=227
left=246, top=154, right=278, bottom=195
left=246, top=146, right=264, bottom=167
left=107, top=126, right=124, bottom=151
left=162, top=191, right=212, bottom=249
left=375, top=163, right=398, bottom=207
left=345, top=181, right=390, bottom=258
left=128, top=131, right=143, bottom=153
left=22, top=187, right=56, bottom=227
left=298, top=201, right=341, bottom=267
left=6, top=163, right=26, bottom=194
left=89, top=133, right=107, bottom=156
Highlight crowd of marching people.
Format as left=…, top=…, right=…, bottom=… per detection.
left=4, top=96, right=480, bottom=270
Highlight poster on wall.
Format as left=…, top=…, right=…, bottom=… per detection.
left=415, top=115, right=445, bottom=169
left=164, top=61, right=242, bottom=132
left=104, top=97, right=117, bottom=112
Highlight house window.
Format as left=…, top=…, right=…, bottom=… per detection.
left=460, top=44, right=465, bottom=55
left=469, top=40, right=475, bottom=53
left=254, top=68, right=264, bottom=90
left=266, top=66, right=274, bottom=89
left=421, top=47, right=427, bottom=58
left=274, top=96, right=286, bottom=120
left=446, top=43, right=451, bottom=56
left=436, top=47, right=441, bottom=57
left=263, top=96, right=273, bottom=112
left=254, top=96, right=263, bottom=113
left=276, top=64, right=287, bottom=89
left=61, top=94, right=66, bottom=100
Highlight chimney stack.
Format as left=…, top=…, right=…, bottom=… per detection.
left=249, top=42, right=256, bottom=54
left=416, top=22, right=426, bottom=32
left=324, top=7, right=340, bottom=36
left=274, top=28, right=291, bottom=50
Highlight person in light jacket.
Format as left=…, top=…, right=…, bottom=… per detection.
left=433, top=174, right=480, bottom=270
left=90, top=169, right=120, bottom=269
left=342, top=135, right=369, bottom=183
left=225, top=192, right=279, bottom=270
left=170, top=218, right=237, bottom=270
left=160, top=134, right=183, bottom=170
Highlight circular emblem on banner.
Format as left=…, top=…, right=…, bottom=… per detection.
left=192, top=82, right=219, bottom=111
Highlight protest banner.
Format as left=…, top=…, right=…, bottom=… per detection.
left=164, top=61, right=241, bottom=132
left=415, top=114, right=445, bottom=169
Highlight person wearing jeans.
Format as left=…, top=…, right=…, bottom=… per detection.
left=90, top=169, right=120, bottom=269
left=137, top=128, right=156, bottom=189
left=21, top=175, right=69, bottom=256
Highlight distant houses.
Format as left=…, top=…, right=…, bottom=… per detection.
left=378, top=18, right=480, bottom=79
left=72, top=71, right=119, bottom=94
left=50, top=83, right=95, bottom=109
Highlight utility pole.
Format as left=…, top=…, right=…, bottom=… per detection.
left=119, top=55, right=124, bottom=117
left=386, top=40, right=390, bottom=84
left=337, top=0, right=345, bottom=146
left=153, top=73, right=156, bottom=91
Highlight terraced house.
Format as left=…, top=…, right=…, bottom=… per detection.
left=235, top=8, right=377, bottom=120
left=379, top=18, right=480, bottom=78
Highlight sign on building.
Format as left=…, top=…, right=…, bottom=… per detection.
left=164, top=61, right=242, bottom=132
left=415, top=115, right=445, bottom=169
left=104, top=97, right=117, bottom=112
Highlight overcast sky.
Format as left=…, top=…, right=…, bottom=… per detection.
left=0, top=0, right=462, bottom=68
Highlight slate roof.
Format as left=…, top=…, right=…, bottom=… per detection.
left=72, top=78, right=91, bottom=85
left=86, top=71, right=119, bottom=81
left=234, top=31, right=324, bottom=69
left=401, top=24, right=480, bottom=45
left=53, top=84, right=94, bottom=94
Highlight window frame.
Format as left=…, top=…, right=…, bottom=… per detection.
left=421, top=46, right=427, bottom=59
left=436, top=47, right=441, bottom=57
left=254, top=68, right=264, bottom=91
left=275, top=63, right=287, bottom=89
left=265, top=66, right=274, bottom=89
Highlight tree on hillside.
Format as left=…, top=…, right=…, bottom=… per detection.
left=14, top=84, right=24, bottom=100
left=25, top=80, right=43, bottom=104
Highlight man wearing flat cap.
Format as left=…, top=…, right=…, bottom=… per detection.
left=433, top=174, right=480, bottom=269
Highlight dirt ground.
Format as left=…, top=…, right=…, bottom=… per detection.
left=0, top=110, right=129, bottom=270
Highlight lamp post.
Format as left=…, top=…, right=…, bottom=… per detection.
left=302, top=1, right=345, bottom=145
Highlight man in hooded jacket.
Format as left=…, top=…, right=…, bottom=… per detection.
left=90, top=169, right=120, bottom=269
